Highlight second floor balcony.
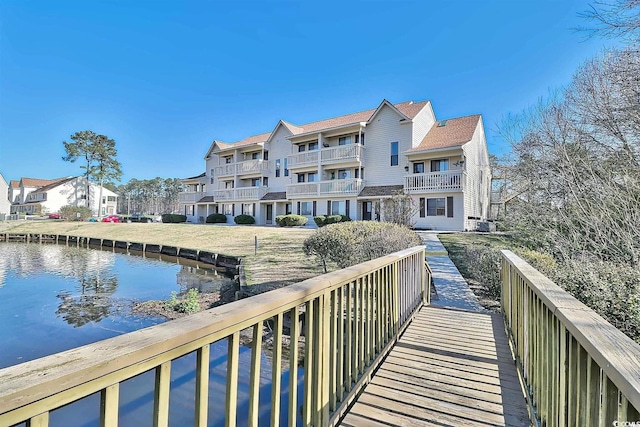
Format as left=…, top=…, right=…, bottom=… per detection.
left=404, top=170, right=464, bottom=193
left=178, top=191, right=206, bottom=204
left=287, top=144, right=365, bottom=169
left=214, top=160, right=270, bottom=177
left=286, top=178, right=364, bottom=198
left=213, top=187, right=268, bottom=201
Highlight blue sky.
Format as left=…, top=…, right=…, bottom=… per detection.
left=0, top=0, right=617, bottom=184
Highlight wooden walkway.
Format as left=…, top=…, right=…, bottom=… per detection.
left=340, top=306, right=531, bottom=427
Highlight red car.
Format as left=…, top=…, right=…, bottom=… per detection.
left=48, top=213, right=61, bottom=219
left=102, top=215, right=122, bottom=223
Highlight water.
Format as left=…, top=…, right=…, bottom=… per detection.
left=0, top=243, right=304, bottom=426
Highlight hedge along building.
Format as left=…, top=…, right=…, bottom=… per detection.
left=179, top=99, right=491, bottom=231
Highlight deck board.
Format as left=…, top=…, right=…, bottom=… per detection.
left=339, top=306, right=531, bottom=426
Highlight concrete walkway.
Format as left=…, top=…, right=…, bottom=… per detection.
left=416, top=232, right=484, bottom=312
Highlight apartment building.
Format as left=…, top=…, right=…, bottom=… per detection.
left=180, top=99, right=491, bottom=231
left=9, top=176, right=118, bottom=216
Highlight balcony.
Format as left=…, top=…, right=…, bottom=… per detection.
left=287, top=151, right=319, bottom=168
left=213, top=187, right=268, bottom=201
left=214, top=160, right=269, bottom=177
left=286, top=179, right=364, bottom=198
left=178, top=191, right=205, bottom=203
left=404, top=170, right=463, bottom=193
left=286, top=144, right=365, bottom=169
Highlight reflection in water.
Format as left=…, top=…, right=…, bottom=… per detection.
left=0, top=242, right=234, bottom=367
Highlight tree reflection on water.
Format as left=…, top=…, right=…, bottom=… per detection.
left=56, top=275, right=119, bottom=327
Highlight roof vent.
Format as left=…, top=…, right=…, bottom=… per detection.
left=438, top=120, right=448, bottom=127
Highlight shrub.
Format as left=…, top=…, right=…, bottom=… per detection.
left=59, top=205, right=93, bottom=221
left=234, top=214, right=255, bottom=225
left=314, top=214, right=351, bottom=227
left=161, top=214, right=187, bottom=223
left=206, top=213, right=227, bottom=223
left=313, top=215, right=326, bottom=227
left=165, top=289, right=200, bottom=314
left=303, top=221, right=422, bottom=273
left=275, top=214, right=308, bottom=227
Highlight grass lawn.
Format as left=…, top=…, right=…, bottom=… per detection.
left=0, top=221, right=324, bottom=291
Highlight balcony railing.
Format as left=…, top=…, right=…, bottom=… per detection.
left=287, top=151, right=319, bottom=168
left=286, top=144, right=365, bottom=169
left=404, top=170, right=463, bottom=193
left=213, top=187, right=268, bottom=201
left=286, top=179, right=364, bottom=197
left=178, top=191, right=206, bottom=203
left=320, top=144, right=364, bottom=163
left=214, top=160, right=270, bottom=177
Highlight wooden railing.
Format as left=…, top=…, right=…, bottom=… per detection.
left=404, top=170, right=463, bottom=193
left=0, top=246, right=429, bottom=427
left=501, top=250, right=640, bottom=427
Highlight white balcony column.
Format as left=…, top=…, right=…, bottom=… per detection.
left=318, top=133, right=324, bottom=177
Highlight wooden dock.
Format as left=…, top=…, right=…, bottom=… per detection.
left=340, top=306, right=531, bottom=426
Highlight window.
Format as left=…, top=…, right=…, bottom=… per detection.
left=223, top=204, right=233, bottom=215
left=331, top=201, right=345, bottom=215
left=427, top=198, right=446, bottom=216
left=413, top=162, right=424, bottom=174
left=225, top=157, right=233, bottom=164
left=300, top=202, right=313, bottom=216
left=390, top=142, right=398, bottom=166
left=242, top=203, right=254, bottom=216
left=308, top=172, right=318, bottom=182
left=354, top=168, right=364, bottom=179
left=225, top=181, right=234, bottom=189
left=251, top=178, right=260, bottom=187
left=211, top=177, right=214, bottom=184
left=431, top=159, right=449, bottom=172
left=337, top=169, right=351, bottom=179
left=108, top=196, right=116, bottom=202
left=298, top=145, right=306, bottom=152
left=339, top=136, right=351, bottom=146
left=210, top=168, right=214, bottom=176
left=263, top=151, right=269, bottom=160
left=308, top=142, right=318, bottom=151
left=263, top=177, right=269, bottom=187
left=297, top=174, right=305, bottom=183
left=284, top=158, right=289, bottom=176
left=419, top=198, right=425, bottom=217
left=102, top=197, right=106, bottom=204
left=285, top=203, right=292, bottom=215
left=355, top=134, right=364, bottom=145
left=275, top=159, right=281, bottom=177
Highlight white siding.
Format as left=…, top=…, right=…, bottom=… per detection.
left=411, top=193, right=464, bottom=231
left=0, top=173, right=9, bottom=216
left=411, top=102, right=436, bottom=148
left=266, top=125, right=295, bottom=193
left=362, top=104, right=413, bottom=186
left=462, top=118, right=491, bottom=230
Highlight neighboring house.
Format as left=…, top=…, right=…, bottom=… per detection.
left=0, top=173, right=10, bottom=217
left=10, top=176, right=118, bottom=216
left=180, top=99, right=491, bottom=231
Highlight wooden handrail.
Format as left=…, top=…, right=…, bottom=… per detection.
left=0, top=246, right=428, bottom=427
left=501, top=250, right=640, bottom=426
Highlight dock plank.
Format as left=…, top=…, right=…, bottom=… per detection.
left=339, top=306, right=530, bottom=426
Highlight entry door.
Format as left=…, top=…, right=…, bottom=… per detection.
left=362, top=201, right=372, bottom=221
left=266, top=204, right=273, bottom=224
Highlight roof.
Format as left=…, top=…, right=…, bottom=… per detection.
left=20, top=177, right=69, bottom=188
left=213, top=99, right=431, bottom=152
left=32, top=177, right=76, bottom=193
left=9, top=180, right=20, bottom=189
left=260, top=191, right=287, bottom=201
left=197, top=196, right=215, bottom=203
left=184, top=172, right=206, bottom=180
left=358, top=185, right=404, bottom=198
left=406, top=114, right=481, bottom=153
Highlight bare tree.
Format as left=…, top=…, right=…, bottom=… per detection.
left=577, top=0, right=640, bottom=43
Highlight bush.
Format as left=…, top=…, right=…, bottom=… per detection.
left=165, top=289, right=200, bottom=314
left=275, top=214, right=308, bottom=227
left=59, top=205, right=93, bottom=222
left=234, top=214, right=255, bottom=225
left=313, top=214, right=351, bottom=227
left=303, top=221, right=422, bottom=273
left=206, top=213, right=227, bottom=223
left=161, top=214, right=187, bottom=223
